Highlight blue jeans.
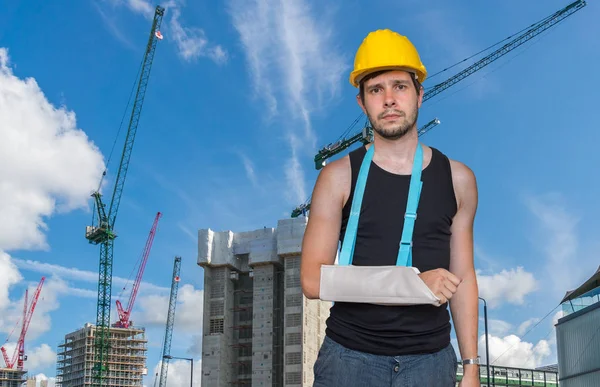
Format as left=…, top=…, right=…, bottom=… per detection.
left=313, top=336, right=458, bottom=386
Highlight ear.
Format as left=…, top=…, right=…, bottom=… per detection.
left=417, top=85, right=424, bottom=108
left=356, top=92, right=367, bottom=115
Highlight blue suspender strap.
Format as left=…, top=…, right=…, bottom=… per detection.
left=338, top=142, right=424, bottom=267
left=338, top=145, right=375, bottom=266
left=396, top=143, right=423, bottom=267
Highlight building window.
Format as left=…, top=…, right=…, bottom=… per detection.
left=209, top=318, right=224, bottom=334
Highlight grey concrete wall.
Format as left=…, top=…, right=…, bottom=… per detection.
left=556, top=302, right=600, bottom=387
left=198, top=217, right=331, bottom=387
left=201, top=266, right=236, bottom=386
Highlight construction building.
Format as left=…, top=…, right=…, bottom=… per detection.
left=0, top=368, right=26, bottom=387
left=198, top=217, right=331, bottom=386
left=556, top=265, right=600, bottom=386
left=55, top=323, right=148, bottom=387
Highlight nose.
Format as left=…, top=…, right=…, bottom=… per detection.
left=383, top=89, right=396, bottom=108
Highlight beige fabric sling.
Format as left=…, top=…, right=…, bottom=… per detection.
left=319, top=142, right=440, bottom=307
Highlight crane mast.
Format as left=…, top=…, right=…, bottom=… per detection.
left=158, top=256, right=182, bottom=387
left=312, top=0, right=586, bottom=169
left=1, top=277, right=45, bottom=370
left=86, top=6, right=165, bottom=386
left=115, top=211, right=162, bottom=328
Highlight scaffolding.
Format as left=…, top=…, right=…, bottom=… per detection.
left=0, top=367, right=27, bottom=387
left=55, top=323, right=147, bottom=387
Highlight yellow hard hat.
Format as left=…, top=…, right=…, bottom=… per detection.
left=349, top=29, right=427, bottom=87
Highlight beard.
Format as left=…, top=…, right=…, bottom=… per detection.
left=367, top=106, right=419, bottom=140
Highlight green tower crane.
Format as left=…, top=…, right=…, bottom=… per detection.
left=85, top=6, right=165, bottom=386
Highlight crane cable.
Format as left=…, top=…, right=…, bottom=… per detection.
left=425, top=10, right=558, bottom=85
left=90, top=56, right=145, bottom=226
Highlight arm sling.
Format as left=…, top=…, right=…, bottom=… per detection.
left=319, top=142, right=441, bottom=306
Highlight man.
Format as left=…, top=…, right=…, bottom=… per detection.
left=300, top=29, right=480, bottom=386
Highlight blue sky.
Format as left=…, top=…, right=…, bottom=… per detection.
left=1, top=0, right=599, bottom=385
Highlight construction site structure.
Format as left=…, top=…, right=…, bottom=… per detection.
left=198, top=217, right=331, bottom=386
left=55, top=323, right=148, bottom=387
left=0, top=368, right=27, bottom=387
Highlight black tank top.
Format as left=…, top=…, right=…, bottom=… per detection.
left=325, top=144, right=458, bottom=356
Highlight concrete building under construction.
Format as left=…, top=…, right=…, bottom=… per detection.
left=55, top=323, right=148, bottom=387
left=198, top=217, right=331, bottom=387
left=0, top=368, right=27, bottom=387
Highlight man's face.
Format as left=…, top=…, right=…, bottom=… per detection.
left=357, top=70, right=422, bottom=140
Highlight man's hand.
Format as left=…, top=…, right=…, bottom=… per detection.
left=459, top=367, right=480, bottom=386
left=418, top=268, right=462, bottom=305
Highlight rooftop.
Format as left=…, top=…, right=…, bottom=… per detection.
left=560, top=265, right=600, bottom=317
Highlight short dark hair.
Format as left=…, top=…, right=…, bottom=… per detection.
left=358, top=70, right=421, bottom=103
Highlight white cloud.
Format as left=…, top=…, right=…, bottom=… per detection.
left=186, top=335, right=203, bottom=356
left=228, top=0, right=348, bottom=204
left=23, top=344, right=56, bottom=371
left=0, top=49, right=112, bottom=374
left=477, top=266, right=538, bottom=308
left=485, top=334, right=551, bottom=368
left=518, top=317, right=541, bottom=336
left=169, top=8, right=227, bottom=64
left=135, top=284, right=203, bottom=332
left=0, top=276, right=89, bottom=344
left=12, top=258, right=170, bottom=295
left=239, top=153, right=259, bottom=189
left=525, top=193, right=588, bottom=298
left=0, top=342, right=56, bottom=373
left=150, top=358, right=202, bottom=387
left=488, top=319, right=513, bottom=337
left=0, top=251, right=22, bottom=311
left=33, top=374, right=56, bottom=387
left=101, top=0, right=227, bottom=64
left=0, top=48, right=106, bottom=252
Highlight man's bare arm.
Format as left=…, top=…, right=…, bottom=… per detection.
left=448, top=160, right=479, bottom=375
left=300, top=158, right=349, bottom=300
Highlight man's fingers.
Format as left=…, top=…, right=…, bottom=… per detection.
left=444, top=271, right=462, bottom=286
left=440, top=288, right=453, bottom=301
left=444, top=281, right=458, bottom=294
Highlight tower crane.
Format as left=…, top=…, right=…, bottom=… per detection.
left=85, top=6, right=165, bottom=386
left=157, top=256, right=182, bottom=387
left=114, top=211, right=162, bottom=329
left=1, top=277, right=45, bottom=371
left=291, top=0, right=586, bottom=218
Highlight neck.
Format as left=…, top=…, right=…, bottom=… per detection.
left=371, top=127, right=419, bottom=163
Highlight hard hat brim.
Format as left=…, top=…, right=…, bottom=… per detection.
left=350, top=65, right=427, bottom=88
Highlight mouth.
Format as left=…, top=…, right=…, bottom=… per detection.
left=380, top=111, right=404, bottom=120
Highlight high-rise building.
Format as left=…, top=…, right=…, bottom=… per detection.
left=197, top=217, right=332, bottom=386
left=55, top=323, right=148, bottom=387
left=26, top=377, right=36, bottom=387
left=0, top=368, right=27, bottom=387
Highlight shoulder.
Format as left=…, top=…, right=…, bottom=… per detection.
left=313, top=153, right=352, bottom=207
left=448, top=158, right=478, bottom=213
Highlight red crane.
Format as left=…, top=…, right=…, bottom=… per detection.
left=114, top=211, right=162, bottom=328
left=1, top=276, right=45, bottom=370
